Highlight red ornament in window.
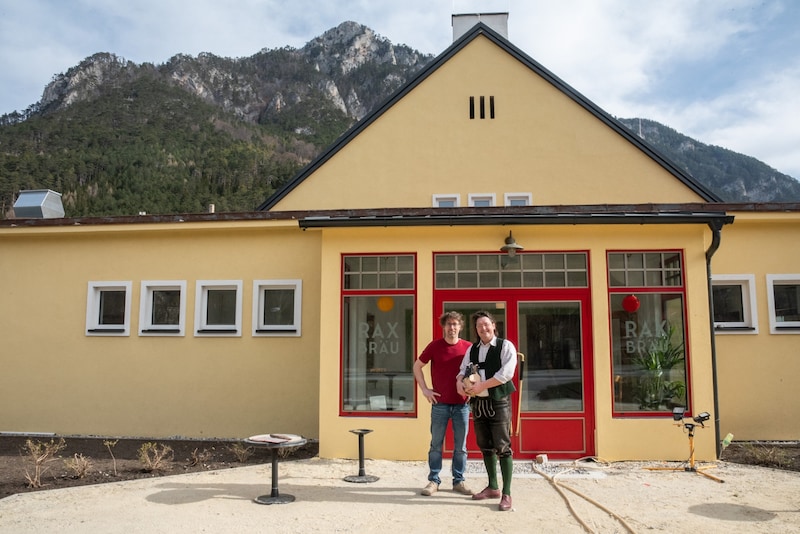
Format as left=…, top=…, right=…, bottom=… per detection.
left=622, top=294, right=640, bottom=313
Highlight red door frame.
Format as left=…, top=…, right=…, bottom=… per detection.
left=435, top=287, right=595, bottom=460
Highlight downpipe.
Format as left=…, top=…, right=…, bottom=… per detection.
left=705, top=220, right=724, bottom=458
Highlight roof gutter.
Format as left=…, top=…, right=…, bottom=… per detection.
left=299, top=212, right=735, bottom=228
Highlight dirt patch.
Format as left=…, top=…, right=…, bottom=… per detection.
left=0, top=435, right=318, bottom=499
left=0, top=435, right=796, bottom=499
left=719, top=441, right=800, bottom=471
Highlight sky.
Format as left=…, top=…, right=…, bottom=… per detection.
left=1, top=0, right=798, bottom=179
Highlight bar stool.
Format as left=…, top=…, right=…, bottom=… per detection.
left=344, top=429, right=379, bottom=483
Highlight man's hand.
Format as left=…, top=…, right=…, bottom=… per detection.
left=464, top=379, right=485, bottom=397
left=422, top=388, right=441, bottom=404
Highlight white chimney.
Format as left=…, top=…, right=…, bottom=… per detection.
left=452, top=12, right=508, bottom=42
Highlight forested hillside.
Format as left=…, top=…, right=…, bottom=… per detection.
left=1, top=75, right=310, bottom=216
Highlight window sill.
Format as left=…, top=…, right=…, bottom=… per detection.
left=196, top=328, right=239, bottom=334
left=714, top=326, right=757, bottom=334
left=255, top=328, right=298, bottom=335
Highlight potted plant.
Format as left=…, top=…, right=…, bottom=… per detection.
left=632, top=325, right=685, bottom=410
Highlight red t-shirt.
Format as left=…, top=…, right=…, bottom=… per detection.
left=418, top=337, right=473, bottom=404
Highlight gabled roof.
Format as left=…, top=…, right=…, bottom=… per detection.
left=257, top=22, right=721, bottom=211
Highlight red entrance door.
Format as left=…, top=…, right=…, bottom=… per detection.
left=438, top=289, right=595, bottom=460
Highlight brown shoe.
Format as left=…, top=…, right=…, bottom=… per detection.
left=499, top=494, right=512, bottom=511
left=472, top=486, right=502, bottom=500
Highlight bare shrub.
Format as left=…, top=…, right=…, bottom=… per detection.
left=743, top=442, right=793, bottom=469
left=22, top=438, right=67, bottom=488
left=103, top=439, right=119, bottom=476
left=186, top=447, right=213, bottom=467
left=227, top=442, right=254, bottom=463
left=278, top=445, right=300, bottom=459
left=137, top=442, right=174, bottom=473
left=65, top=453, right=93, bottom=479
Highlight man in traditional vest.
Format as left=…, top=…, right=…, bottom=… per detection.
left=456, top=310, right=518, bottom=512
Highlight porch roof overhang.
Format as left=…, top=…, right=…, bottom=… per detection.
left=297, top=204, right=735, bottom=229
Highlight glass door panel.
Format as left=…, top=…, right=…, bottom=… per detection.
left=518, top=302, right=583, bottom=412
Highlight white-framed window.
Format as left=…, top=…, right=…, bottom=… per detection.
left=252, top=280, right=302, bottom=337
left=195, top=280, right=242, bottom=336
left=86, top=281, right=132, bottom=336
left=711, top=274, right=758, bottom=334
left=433, top=194, right=460, bottom=207
left=766, top=274, right=800, bottom=334
left=504, top=192, right=532, bottom=206
left=468, top=193, right=496, bottom=207
left=139, top=281, right=187, bottom=336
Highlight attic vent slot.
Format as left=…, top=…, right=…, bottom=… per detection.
left=469, top=96, right=495, bottom=120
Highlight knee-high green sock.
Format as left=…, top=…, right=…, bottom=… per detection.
left=483, top=453, right=498, bottom=489
left=499, top=455, right=513, bottom=496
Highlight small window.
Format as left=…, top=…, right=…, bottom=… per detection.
left=139, top=281, right=186, bottom=336
left=468, top=193, right=496, bottom=207
left=766, top=274, right=800, bottom=334
left=253, top=280, right=302, bottom=336
left=86, top=281, right=132, bottom=336
left=504, top=193, right=532, bottom=206
left=711, top=275, right=758, bottom=333
left=195, top=280, right=242, bottom=336
left=433, top=194, right=460, bottom=208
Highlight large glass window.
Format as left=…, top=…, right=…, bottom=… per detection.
left=342, top=255, right=415, bottom=415
left=608, top=252, right=688, bottom=415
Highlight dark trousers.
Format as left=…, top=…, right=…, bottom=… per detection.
left=471, top=396, right=512, bottom=459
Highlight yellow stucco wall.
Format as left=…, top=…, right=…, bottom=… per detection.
left=272, top=35, right=706, bottom=211
left=0, top=221, right=321, bottom=440
left=712, top=212, right=800, bottom=440
left=316, top=223, right=717, bottom=462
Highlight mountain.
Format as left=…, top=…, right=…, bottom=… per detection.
left=0, top=22, right=432, bottom=218
left=1, top=22, right=797, bottom=218
left=617, top=118, right=800, bottom=202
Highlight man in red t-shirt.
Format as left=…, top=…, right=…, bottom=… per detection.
left=413, top=311, right=474, bottom=496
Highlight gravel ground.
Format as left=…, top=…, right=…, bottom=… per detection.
left=1, top=456, right=799, bottom=534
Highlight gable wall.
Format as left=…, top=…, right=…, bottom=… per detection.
left=272, top=36, right=706, bottom=212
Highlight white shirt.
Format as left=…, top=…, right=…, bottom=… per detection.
left=459, top=336, right=517, bottom=397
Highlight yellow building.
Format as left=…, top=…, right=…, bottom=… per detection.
left=1, top=20, right=798, bottom=462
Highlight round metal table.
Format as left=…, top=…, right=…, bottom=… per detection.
left=245, top=434, right=307, bottom=504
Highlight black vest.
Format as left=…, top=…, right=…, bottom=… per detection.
left=469, top=338, right=516, bottom=400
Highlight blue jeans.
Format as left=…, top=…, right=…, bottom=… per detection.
left=428, top=403, right=470, bottom=485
